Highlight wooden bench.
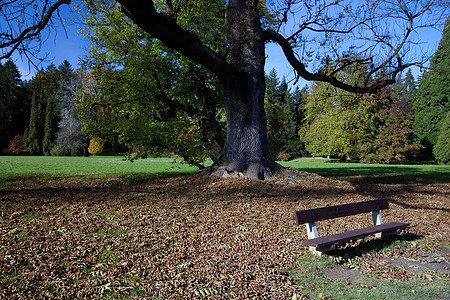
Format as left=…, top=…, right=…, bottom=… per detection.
left=295, top=199, right=409, bottom=256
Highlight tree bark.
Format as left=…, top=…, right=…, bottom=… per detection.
left=210, top=0, right=283, bottom=180
left=211, top=74, right=283, bottom=180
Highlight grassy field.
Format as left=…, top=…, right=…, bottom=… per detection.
left=1, top=155, right=449, bottom=181
left=0, top=155, right=200, bottom=178
left=282, top=158, right=450, bottom=182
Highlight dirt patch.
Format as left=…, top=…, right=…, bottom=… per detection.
left=322, top=264, right=365, bottom=281
left=0, top=171, right=448, bottom=299
left=382, top=247, right=450, bottom=273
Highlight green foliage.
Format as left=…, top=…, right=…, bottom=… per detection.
left=303, top=110, right=356, bottom=158
left=392, top=69, right=418, bottom=104
left=354, top=87, right=421, bottom=164
left=77, top=0, right=226, bottom=167
left=24, top=65, right=64, bottom=155
left=24, top=73, right=48, bottom=155
left=433, top=111, right=450, bottom=164
left=301, top=60, right=364, bottom=159
left=43, top=92, right=61, bottom=156
left=414, top=17, right=450, bottom=159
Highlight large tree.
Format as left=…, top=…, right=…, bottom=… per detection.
left=414, top=17, right=450, bottom=160
left=1, top=0, right=448, bottom=179
left=0, top=60, right=29, bottom=151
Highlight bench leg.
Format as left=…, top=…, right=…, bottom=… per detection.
left=375, top=228, right=402, bottom=238
left=309, top=245, right=335, bottom=256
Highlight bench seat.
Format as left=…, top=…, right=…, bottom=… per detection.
left=303, top=221, right=409, bottom=248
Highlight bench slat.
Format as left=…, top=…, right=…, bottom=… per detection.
left=303, top=222, right=409, bottom=247
left=295, top=199, right=389, bottom=224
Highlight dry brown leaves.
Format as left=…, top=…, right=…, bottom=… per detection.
left=0, top=172, right=448, bottom=299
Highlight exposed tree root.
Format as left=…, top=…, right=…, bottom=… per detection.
left=208, top=162, right=301, bottom=181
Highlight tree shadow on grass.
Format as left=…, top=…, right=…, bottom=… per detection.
left=298, top=166, right=450, bottom=184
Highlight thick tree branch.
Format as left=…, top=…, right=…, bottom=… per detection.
left=116, top=0, right=234, bottom=82
left=263, top=29, right=412, bottom=93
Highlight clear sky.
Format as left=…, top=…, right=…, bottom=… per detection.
left=6, top=4, right=445, bottom=89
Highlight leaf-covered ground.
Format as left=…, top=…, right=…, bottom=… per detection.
left=0, top=171, right=449, bottom=299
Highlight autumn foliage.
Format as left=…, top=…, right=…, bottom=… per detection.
left=88, top=137, right=105, bottom=155
left=354, top=87, right=421, bottom=163
left=3, top=134, right=28, bottom=155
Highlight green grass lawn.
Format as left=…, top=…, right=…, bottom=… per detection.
left=0, top=155, right=200, bottom=178
left=1, top=156, right=449, bottom=181
left=282, top=158, right=450, bottom=182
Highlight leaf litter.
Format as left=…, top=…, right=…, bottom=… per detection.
left=0, top=171, right=448, bottom=299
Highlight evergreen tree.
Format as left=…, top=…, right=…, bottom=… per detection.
left=24, top=64, right=61, bottom=155
left=283, top=86, right=306, bottom=159
left=1, top=0, right=446, bottom=179
left=0, top=61, right=30, bottom=152
left=392, top=69, right=418, bottom=104
left=292, top=86, right=307, bottom=127
left=264, top=68, right=279, bottom=104
left=433, top=111, right=450, bottom=164
left=276, top=77, right=288, bottom=106
left=24, top=73, right=47, bottom=155
left=414, top=17, right=450, bottom=160
left=43, top=63, right=71, bottom=155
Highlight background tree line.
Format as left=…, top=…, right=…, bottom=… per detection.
left=1, top=17, right=449, bottom=164
left=1, top=60, right=91, bottom=156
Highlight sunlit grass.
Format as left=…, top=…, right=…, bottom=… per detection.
left=282, top=158, right=450, bottom=182
left=0, top=156, right=448, bottom=182
left=0, top=155, right=200, bottom=178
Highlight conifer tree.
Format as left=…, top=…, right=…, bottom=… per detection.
left=24, top=74, right=47, bottom=155
left=24, top=64, right=61, bottom=155
left=414, top=17, right=450, bottom=159
left=0, top=60, right=26, bottom=151
left=433, top=111, right=450, bottom=164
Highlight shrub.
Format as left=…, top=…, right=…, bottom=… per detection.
left=88, top=137, right=105, bottom=155
left=277, top=150, right=291, bottom=161
left=3, top=134, right=28, bottom=155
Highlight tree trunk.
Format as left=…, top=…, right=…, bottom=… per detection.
left=211, top=75, right=283, bottom=180
left=210, top=0, right=283, bottom=180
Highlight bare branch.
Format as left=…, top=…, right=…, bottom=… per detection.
left=0, top=0, right=72, bottom=60
left=265, top=0, right=447, bottom=91
left=264, top=29, right=412, bottom=93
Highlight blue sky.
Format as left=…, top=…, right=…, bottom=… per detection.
left=7, top=4, right=445, bottom=89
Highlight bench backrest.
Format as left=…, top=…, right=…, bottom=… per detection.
left=295, top=199, right=389, bottom=225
